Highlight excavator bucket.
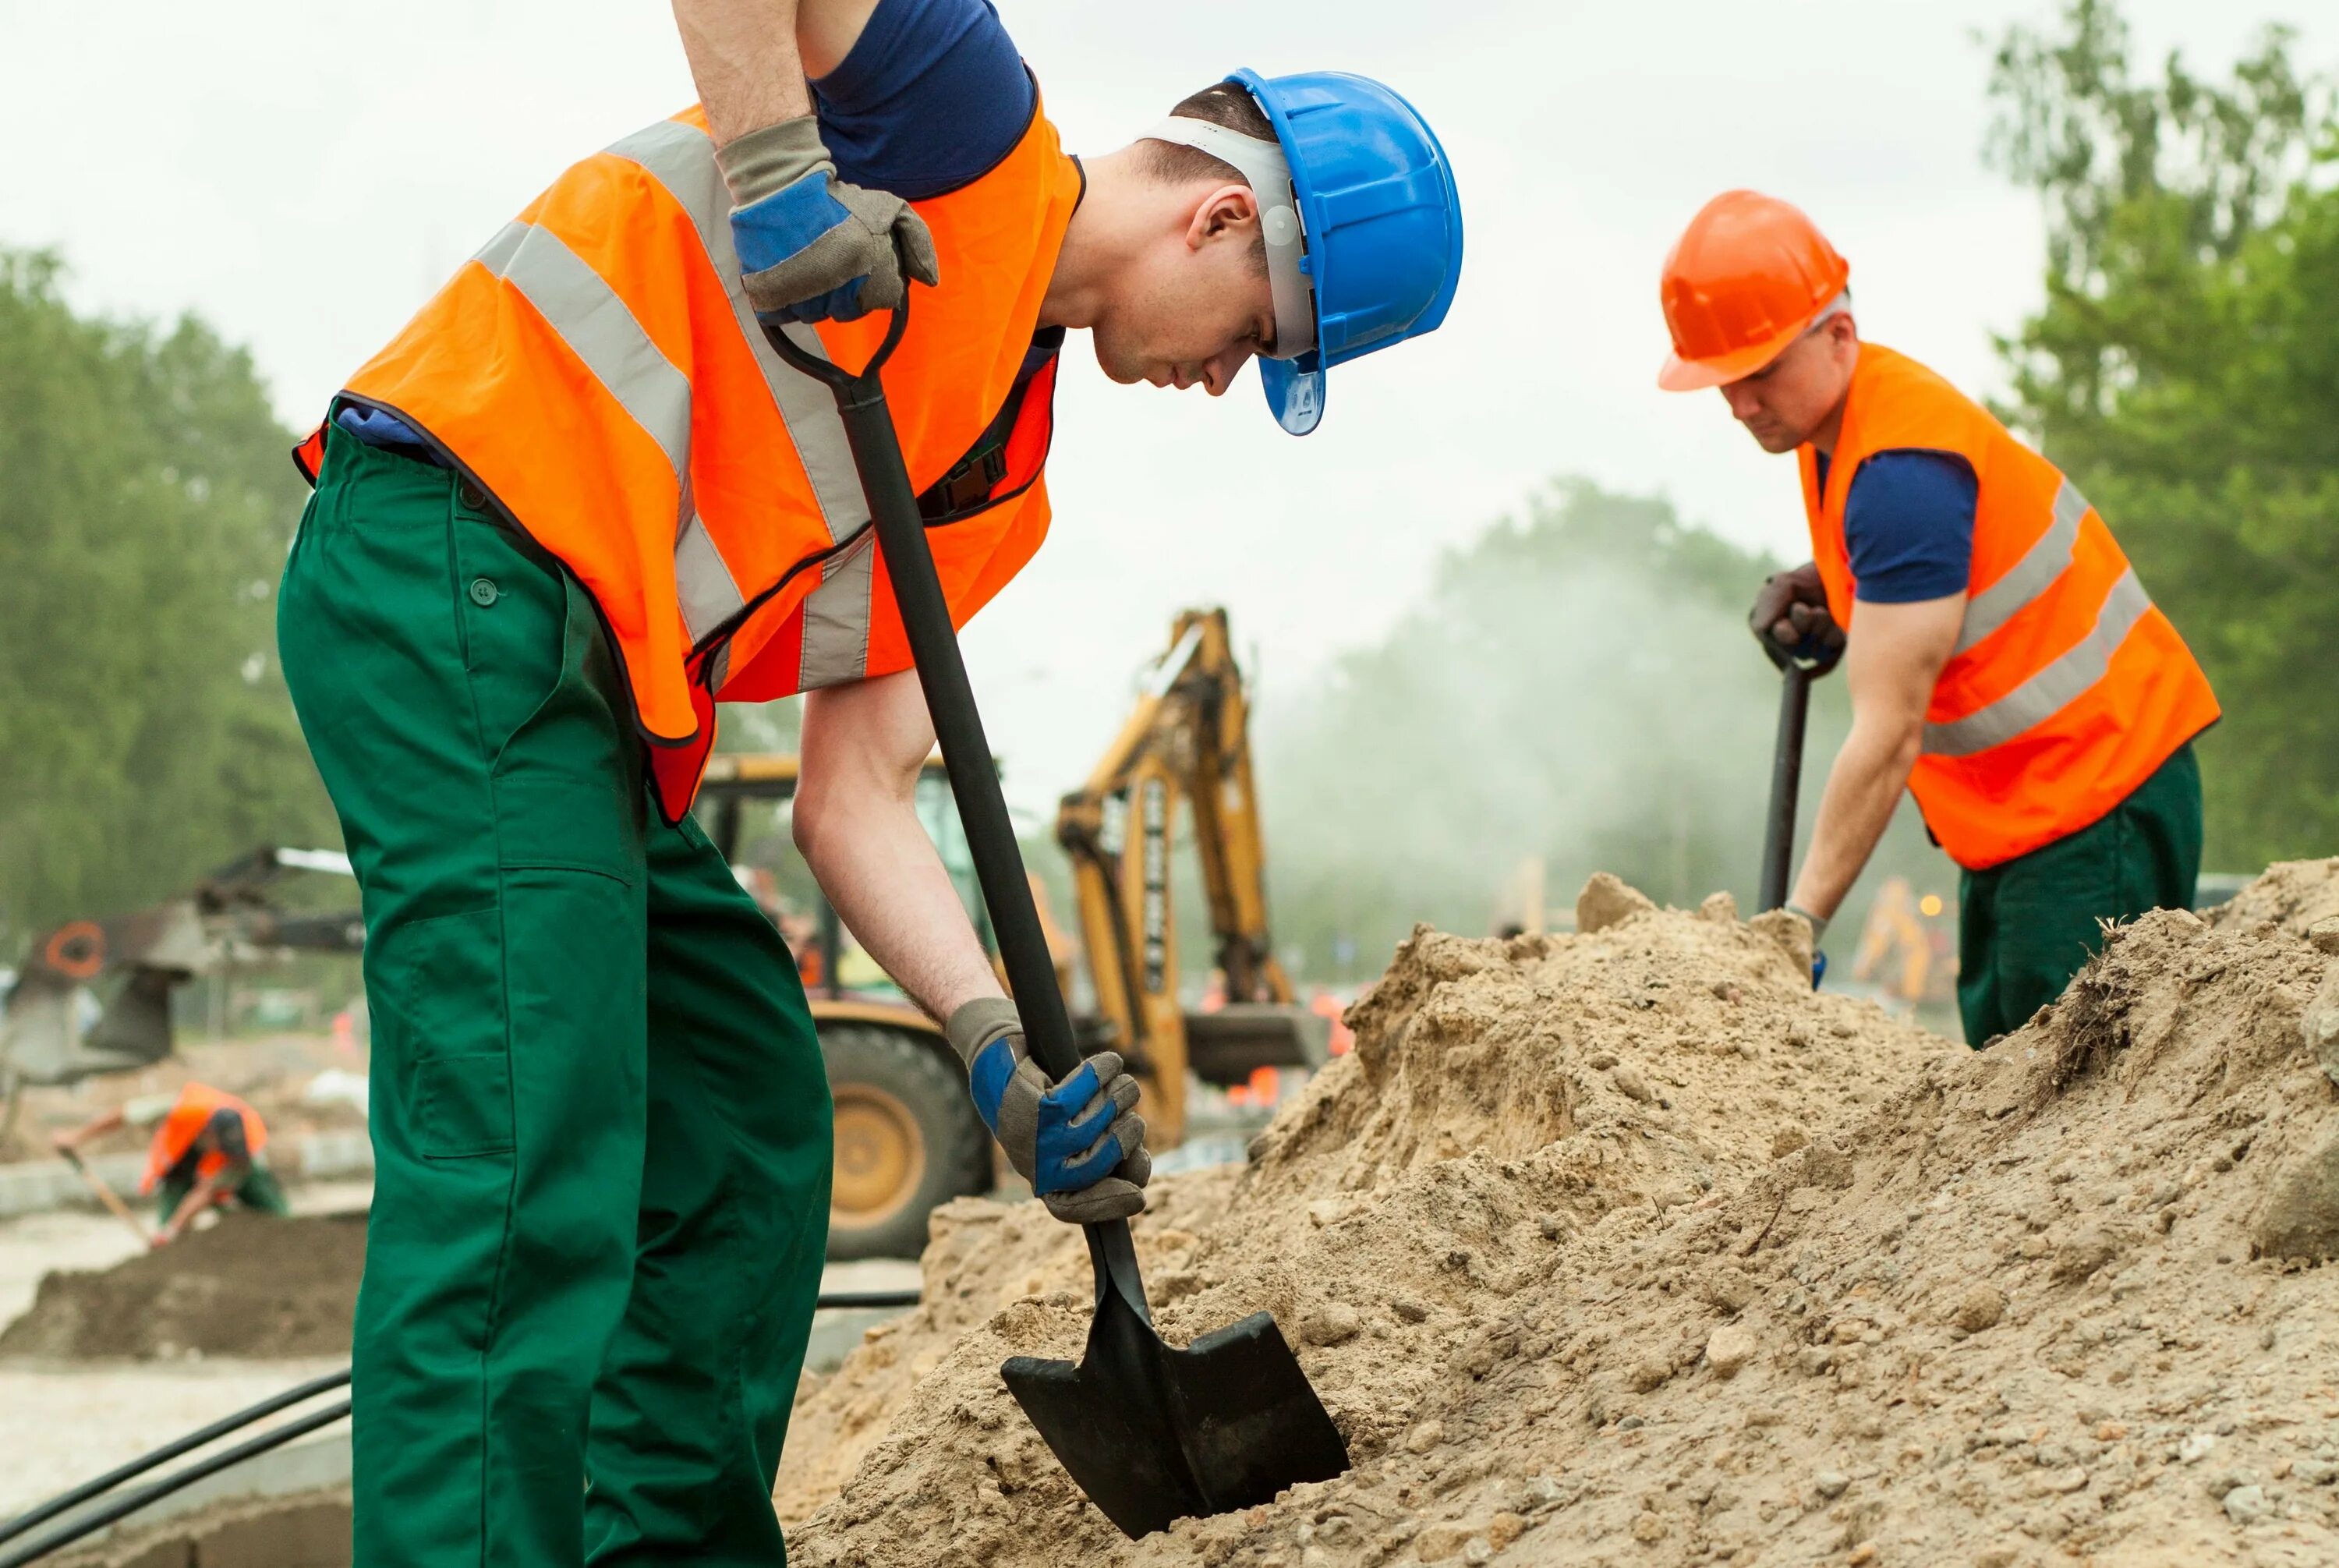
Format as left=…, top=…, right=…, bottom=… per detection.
left=1003, top=1273, right=1350, bottom=1538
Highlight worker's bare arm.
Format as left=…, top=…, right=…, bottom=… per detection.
left=1789, top=594, right=1966, bottom=926
left=670, top=0, right=879, bottom=147
left=53, top=1106, right=126, bottom=1152
left=796, top=670, right=1005, bottom=1021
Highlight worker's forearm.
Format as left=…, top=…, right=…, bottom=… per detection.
left=164, top=1171, right=227, bottom=1239
left=798, top=795, right=1003, bottom=1022
left=58, top=1108, right=126, bottom=1149
left=1790, top=717, right=1923, bottom=922
left=672, top=0, right=811, bottom=146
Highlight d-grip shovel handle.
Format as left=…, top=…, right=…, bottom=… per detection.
left=762, top=307, right=1155, bottom=1327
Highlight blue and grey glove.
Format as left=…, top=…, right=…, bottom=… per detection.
left=717, top=115, right=939, bottom=324
left=946, top=998, right=1151, bottom=1224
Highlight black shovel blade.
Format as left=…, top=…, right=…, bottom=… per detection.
left=1002, top=1289, right=1350, bottom=1538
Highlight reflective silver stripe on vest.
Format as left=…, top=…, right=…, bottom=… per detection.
left=472, top=220, right=692, bottom=483
left=1953, top=478, right=2090, bottom=656
left=1924, top=568, right=2153, bottom=758
left=674, top=515, right=748, bottom=644
left=798, top=529, right=879, bottom=689
left=603, top=121, right=873, bottom=550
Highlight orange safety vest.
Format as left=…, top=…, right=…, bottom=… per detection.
left=295, top=96, right=1083, bottom=822
left=1799, top=344, right=2219, bottom=870
left=140, top=1084, right=268, bottom=1195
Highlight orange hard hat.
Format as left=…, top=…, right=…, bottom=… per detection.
left=1657, top=190, right=1849, bottom=391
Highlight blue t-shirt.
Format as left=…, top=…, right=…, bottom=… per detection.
left=815, top=0, right=1033, bottom=200
left=338, top=0, right=1031, bottom=452
left=1814, top=448, right=1978, bottom=604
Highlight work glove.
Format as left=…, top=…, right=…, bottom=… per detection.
left=1750, top=562, right=1845, bottom=674
left=717, top=115, right=939, bottom=324
left=946, top=998, right=1152, bottom=1225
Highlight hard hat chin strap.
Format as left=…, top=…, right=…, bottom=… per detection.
left=1141, top=116, right=1317, bottom=363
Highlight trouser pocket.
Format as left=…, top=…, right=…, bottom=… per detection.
left=381, top=907, right=515, bottom=1159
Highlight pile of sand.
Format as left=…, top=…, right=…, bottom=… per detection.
left=777, top=868, right=2339, bottom=1567
left=0, top=1212, right=363, bottom=1360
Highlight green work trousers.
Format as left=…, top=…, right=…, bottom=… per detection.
left=1956, top=742, right=2203, bottom=1046
left=278, top=431, right=833, bottom=1566
left=156, top=1162, right=290, bottom=1224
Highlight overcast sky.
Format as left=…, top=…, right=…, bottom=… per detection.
left=2, top=0, right=2327, bottom=812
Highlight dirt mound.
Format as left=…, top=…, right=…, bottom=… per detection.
left=2213, top=857, right=2339, bottom=941
left=779, top=872, right=2339, bottom=1566
left=773, top=881, right=1962, bottom=1559
left=0, top=1212, right=362, bottom=1360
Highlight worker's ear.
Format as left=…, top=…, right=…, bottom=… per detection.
left=1186, top=183, right=1261, bottom=253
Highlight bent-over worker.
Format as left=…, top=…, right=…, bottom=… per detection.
left=277, top=0, right=1463, bottom=1560
left=1656, top=190, right=2217, bottom=1047
left=54, top=1082, right=289, bottom=1245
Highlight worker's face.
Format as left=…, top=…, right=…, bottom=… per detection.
left=1719, top=313, right=1859, bottom=452
left=1089, top=184, right=1279, bottom=397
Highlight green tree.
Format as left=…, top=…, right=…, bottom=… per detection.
left=0, top=250, right=335, bottom=945
left=1985, top=0, right=2339, bottom=864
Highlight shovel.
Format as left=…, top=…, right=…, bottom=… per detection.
left=763, top=299, right=1349, bottom=1538
left=58, top=1145, right=152, bottom=1245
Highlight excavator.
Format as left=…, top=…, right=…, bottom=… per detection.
left=697, top=607, right=1325, bottom=1257
left=0, top=847, right=366, bottom=1144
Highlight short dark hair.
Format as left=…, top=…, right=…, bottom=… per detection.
left=1140, top=83, right=1275, bottom=275
left=1139, top=82, right=1275, bottom=188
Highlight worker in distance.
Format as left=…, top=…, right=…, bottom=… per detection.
left=274, top=0, right=1462, bottom=1559
left=1656, top=191, right=2215, bottom=1047
left=52, top=1082, right=289, bottom=1245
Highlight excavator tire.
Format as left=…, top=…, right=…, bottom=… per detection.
left=819, top=1023, right=989, bottom=1261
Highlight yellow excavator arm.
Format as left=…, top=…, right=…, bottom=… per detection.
left=1055, top=610, right=1318, bottom=1145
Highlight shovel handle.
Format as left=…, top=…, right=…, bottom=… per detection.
left=763, top=308, right=1155, bottom=1324
left=61, top=1145, right=151, bottom=1243
left=1758, top=661, right=1812, bottom=913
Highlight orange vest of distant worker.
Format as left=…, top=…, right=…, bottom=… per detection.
left=296, top=98, right=1083, bottom=821
left=140, top=1084, right=268, bottom=1195
left=1799, top=345, right=2219, bottom=870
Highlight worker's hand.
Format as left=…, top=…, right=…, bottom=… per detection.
left=717, top=115, right=939, bottom=324
left=947, top=998, right=1152, bottom=1225
left=1750, top=562, right=1845, bottom=674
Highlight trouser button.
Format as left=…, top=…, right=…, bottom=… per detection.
left=469, top=578, right=499, bottom=607
left=457, top=480, right=487, bottom=509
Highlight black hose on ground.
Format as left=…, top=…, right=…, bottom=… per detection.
left=0, top=1369, right=350, bottom=1549
left=0, top=1285, right=920, bottom=1561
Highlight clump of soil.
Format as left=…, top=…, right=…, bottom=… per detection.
left=0, top=1212, right=363, bottom=1360
left=777, top=872, right=2339, bottom=1568
left=2213, top=856, right=2339, bottom=940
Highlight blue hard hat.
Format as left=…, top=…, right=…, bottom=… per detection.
left=1232, top=68, right=1464, bottom=436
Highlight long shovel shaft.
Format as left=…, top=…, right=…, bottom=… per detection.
left=62, top=1148, right=150, bottom=1244
left=1759, top=663, right=1811, bottom=913
left=763, top=310, right=1343, bottom=1539
left=815, top=359, right=1152, bottom=1326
